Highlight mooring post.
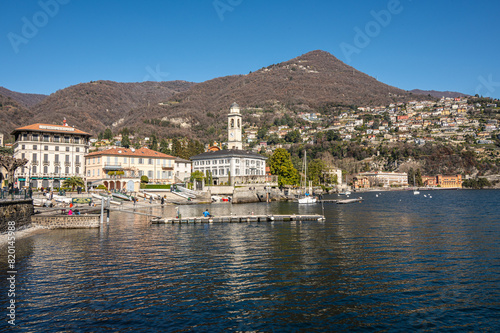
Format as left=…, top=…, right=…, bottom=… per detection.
left=107, top=197, right=110, bottom=223
left=100, top=197, right=104, bottom=224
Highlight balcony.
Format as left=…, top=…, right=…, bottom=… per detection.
left=103, top=163, right=123, bottom=171
left=43, top=161, right=50, bottom=166
left=162, top=166, right=174, bottom=171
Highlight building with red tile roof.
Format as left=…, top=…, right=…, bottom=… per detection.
left=12, top=121, right=91, bottom=189
left=85, top=147, right=179, bottom=191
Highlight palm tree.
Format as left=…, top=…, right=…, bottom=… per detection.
left=62, top=176, right=85, bottom=191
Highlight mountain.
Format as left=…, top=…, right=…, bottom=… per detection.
left=133, top=50, right=429, bottom=140
left=410, top=89, right=470, bottom=99
left=2, top=50, right=435, bottom=141
left=0, top=87, right=48, bottom=107
left=0, top=93, right=35, bottom=136
left=29, top=80, right=196, bottom=134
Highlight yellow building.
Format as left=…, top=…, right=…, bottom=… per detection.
left=85, top=147, right=176, bottom=192
left=437, top=174, right=462, bottom=188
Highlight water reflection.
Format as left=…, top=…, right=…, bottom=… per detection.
left=0, top=190, right=499, bottom=331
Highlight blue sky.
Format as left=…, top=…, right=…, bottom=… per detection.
left=1, top=0, right=499, bottom=98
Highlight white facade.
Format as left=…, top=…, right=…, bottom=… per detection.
left=192, top=150, right=267, bottom=178
left=12, top=123, right=91, bottom=189
left=175, top=157, right=192, bottom=182
left=227, top=102, right=243, bottom=150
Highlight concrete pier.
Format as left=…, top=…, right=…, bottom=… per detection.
left=151, top=214, right=325, bottom=224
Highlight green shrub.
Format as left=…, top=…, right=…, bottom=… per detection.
left=144, top=184, right=171, bottom=189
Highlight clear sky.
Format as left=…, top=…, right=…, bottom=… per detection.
left=1, top=0, right=499, bottom=98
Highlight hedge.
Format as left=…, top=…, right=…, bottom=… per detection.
left=144, top=184, right=171, bottom=189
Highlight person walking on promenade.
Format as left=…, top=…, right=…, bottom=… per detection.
left=203, top=209, right=211, bottom=217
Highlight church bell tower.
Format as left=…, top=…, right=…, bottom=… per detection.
left=228, top=102, right=243, bottom=150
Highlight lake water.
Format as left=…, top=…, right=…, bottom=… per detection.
left=1, top=190, right=500, bottom=331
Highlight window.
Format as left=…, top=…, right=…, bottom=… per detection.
left=65, top=167, right=69, bottom=174
left=206, top=161, right=211, bottom=165
left=32, top=166, right=37, bottom=174
left=75, top=156, right=80, bottom=163
left=22, top=134, right=27, bottom=141
left=32, top=153, right=37, bottom=162
left=139, top=158, right=143, bottom=164
left=54, top=136, right=59, bottom=143
left=55, top=166, right=59, bottom=174
left=148, top=158, right=152, bottom=165
left=76, top=167, right=79, bottom=174
left=43, top=154, right=48, bottom=162
left=44, top=146, right=49, bottom=151
left=66, top=147, right=70, bottom=152
left=148, top=171, right=153, bottom=178
left=22, top=145, right=25, bottom=150
left=21, top=153, right=25, bottom=159
left=33, top=145, right=37, bottom=150
left=64, top=136, right=70, bottom=143
left=139, top=171, right=144, bottom=177
left=55, top=146, right=59, bottom=151
left=131, top=158, right=135, bottom=164
left=123, top=157, right=127, bottom=163
left=97, top=169, right=100, bottom=176
left=43, top=135, right=49, bottom=142
left=87, top=170, right=91, bottom=177
left=236, top=159, right=239, bottom=164
left=220, top=168, right=224, bottom=175
left=55, top=155, right=59, bottom=163
left=220, top=159, right=224, bottom=164
left=43, top=166, right=48, bottom=174
left=115, top=156, right=118, bottom=164
left=32, top=134, right=39, bottom=141
left=74, top=137, right=80, bottom=144
left=76, top=147, right=79, bottom=152
left=65, top=155, right=70, bottom=163
left=212, top=169, right=217, bottom=176
left=157, top=171, right=160, bottom=179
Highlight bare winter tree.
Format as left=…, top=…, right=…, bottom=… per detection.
left=0, top=155, right=28, bottom=188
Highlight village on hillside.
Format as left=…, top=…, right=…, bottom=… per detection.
left=1, top=96, right=499, bottom=199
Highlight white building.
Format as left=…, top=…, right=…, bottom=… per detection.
left=191, top=102, right=269, bottom=185
left=12, top=122, right=91, bottom=189
left=175, top=157, right=192, bottom=182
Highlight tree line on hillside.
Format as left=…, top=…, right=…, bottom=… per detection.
left=97, top=128, right=205, bottom=160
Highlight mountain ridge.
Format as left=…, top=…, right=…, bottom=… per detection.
left=1, top=50, right=445, bottom=141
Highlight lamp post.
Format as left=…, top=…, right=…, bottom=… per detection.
left=27, top=161, right=32, bottom=198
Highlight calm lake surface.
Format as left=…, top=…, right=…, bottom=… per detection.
left=1, top=189, right=500, bottom=331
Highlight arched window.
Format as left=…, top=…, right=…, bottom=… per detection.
left=237, top=119, right=240, bottom=128
left=231, top=119, right=234, bottom=128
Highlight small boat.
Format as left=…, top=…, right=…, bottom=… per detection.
left=298, top=150, right=317, bottom=204
left=53, top=195, right=72, bottom=204
left=112, top=192, right=132, bottom=201
left=413, top=175, right=420, bottom=195
left=337, top=197, right=363, bottom=204
left=298, top=195, right=317, bottom=204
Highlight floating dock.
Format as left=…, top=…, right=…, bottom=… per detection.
left=151, top=214, right=325, bottom=224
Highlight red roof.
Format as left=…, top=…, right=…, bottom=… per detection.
left=12, top=123, right=91, bottom=136
left=86, top=147, right=176, bottom=158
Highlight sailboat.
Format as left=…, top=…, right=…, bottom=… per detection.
left=298, top=151, right=317, bottom=204
left=413, top=174, right=420, bottom=195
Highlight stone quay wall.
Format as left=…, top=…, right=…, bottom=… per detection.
left=31, top=214, right=100, bottom=229
left=0, top=200, right=33, bottom=233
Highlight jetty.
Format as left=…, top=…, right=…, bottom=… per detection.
left=317, top=197, right=364, bottom=204
left=152, top=214, right=325, bottom=224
